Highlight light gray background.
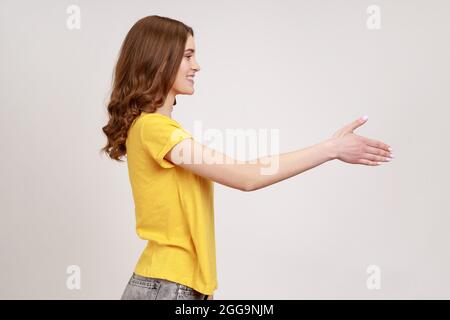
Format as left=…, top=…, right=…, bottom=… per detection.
left=1, top=0, right=449, bottom=299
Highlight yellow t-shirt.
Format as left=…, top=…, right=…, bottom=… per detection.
left=125, top=112, right=217, bottom=295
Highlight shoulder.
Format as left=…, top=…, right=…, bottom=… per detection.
left=139, top=113, right=192, bottom=140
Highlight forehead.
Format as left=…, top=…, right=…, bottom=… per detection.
left=185, top=35, right=195, bottom=50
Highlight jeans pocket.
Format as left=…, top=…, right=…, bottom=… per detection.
left=120, top=273, right=207, bottom=300
left=120, top=274, right=160, bottom=300
left=176, top=285, right=206, bottom=300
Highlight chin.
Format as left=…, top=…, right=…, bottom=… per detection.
left=175, top=86, right=195, bottom=95
left=184, top=88, right=195, bottom=95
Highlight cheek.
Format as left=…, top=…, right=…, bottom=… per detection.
left=178, top=60, right=191, bottom=75
left=172, top=60, right=193, bottom=90
left=173, top=68, right=188, bottom=89
left=175, top=64, right=189, bottom=82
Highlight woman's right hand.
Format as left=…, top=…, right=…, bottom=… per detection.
left=329, top=116, right=394, bottom=166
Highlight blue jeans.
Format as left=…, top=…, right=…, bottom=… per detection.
left=121, top=273, right=210, bottom=300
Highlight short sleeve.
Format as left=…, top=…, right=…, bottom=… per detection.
left=140, top=115, right=192, bottom=168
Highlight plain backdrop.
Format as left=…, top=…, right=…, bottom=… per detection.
left=0, top=0, right=449, bottom=299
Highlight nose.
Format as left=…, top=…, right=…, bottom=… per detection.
left=192, top=60, right=200, bottom=72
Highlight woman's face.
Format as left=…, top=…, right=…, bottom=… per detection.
left=171, top=35, right=200, bottom=95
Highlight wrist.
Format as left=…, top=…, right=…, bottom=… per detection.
left=322, top=138, right=338, bottom=161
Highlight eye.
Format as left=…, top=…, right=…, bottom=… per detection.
left=186, top=55, right=193, bottom=60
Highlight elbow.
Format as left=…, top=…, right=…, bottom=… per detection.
left=240, top=180, right=257, bottom=192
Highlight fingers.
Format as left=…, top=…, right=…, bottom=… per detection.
left=363, top=137, right=391, bottom=152
left=365, top=145, right=393, bottom=158
left=358, top=159, right=381, bottom=166
left=361, top=153, right=393, bottom=163
left=358, top=143, right=395, bottom=166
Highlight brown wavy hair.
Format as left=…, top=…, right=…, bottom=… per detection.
left=101, top=15, right=193, bottom=161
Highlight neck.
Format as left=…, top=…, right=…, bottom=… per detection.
left=141, top=90, right=176, bottom=118
left=155, top=91, right=176, bottom=118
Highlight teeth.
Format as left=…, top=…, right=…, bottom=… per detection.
left=186, top=76, right=194, bottom=80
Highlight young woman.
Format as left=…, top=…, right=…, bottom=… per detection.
left=101, top=15, right=394, bottom=300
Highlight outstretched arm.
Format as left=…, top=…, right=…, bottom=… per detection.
left=165, top=136, right=336, bottom=192
left=164, top=116, right=392, bottom=192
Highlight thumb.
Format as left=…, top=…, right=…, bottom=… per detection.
left=343, top=115, right=368, bottom=134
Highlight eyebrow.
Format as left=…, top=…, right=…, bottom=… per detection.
left=184, top=49, right=195, bottom=53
